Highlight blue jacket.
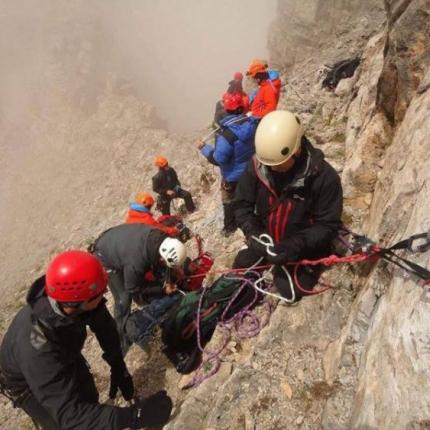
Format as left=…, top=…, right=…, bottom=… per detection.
left=200, top=114, right=257, bottom=182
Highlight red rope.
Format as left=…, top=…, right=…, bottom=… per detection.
left=185, top=252, right=378, bottom=280
left=183, top=250, right=383, bottom=296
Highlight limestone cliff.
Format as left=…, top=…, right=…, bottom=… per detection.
left=166, top=1, right=430, bottom=429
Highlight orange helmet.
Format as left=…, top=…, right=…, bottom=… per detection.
left=154, top=156, right=168, bottom=168
left=246, top=59, right=268, bottom=78
left=135, top=192, right=154, bottom=207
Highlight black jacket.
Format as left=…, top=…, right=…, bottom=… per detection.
left=152, top=167, right=180, bottom=196
left=234, top=138, right=343, bottom=261
left=94, top=224, right=167, bottom=295
left=0, top=277, right=131, bottom=429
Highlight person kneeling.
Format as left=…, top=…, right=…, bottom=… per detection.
left=233, top=110, right=343, bottom=301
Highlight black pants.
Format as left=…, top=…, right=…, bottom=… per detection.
left=157, top=189, right=195, bottom=215
left=221, top=181, right=237, bottom=232
left=233, top=248, right=321, bottom=301
left=16, top=356, right=98, bottom=430
left=108, top=271, right=132, bottom=354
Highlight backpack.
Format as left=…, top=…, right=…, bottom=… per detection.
left=161, top=272, right=262, bottom=373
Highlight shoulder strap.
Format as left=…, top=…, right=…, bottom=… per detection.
left=218, top=115, right=248, bottom=145
left=220, top=127, right=238, bottom=146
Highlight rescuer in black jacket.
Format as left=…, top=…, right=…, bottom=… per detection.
left=152, top=156, right=196, bottom=215
left=233, top=110, right=343, bottom=301
left=93, top=223, right=187, bottom=352
left=0, top=250, right=172, bottom=429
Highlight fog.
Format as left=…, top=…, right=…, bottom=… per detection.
left=0, top=0, right=276, bottom=132
left=0, top=0, right=277, bottom=292
left=111, top=1, right=277, bottom=130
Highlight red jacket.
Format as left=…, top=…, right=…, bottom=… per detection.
left=251, top=78, right=281, bottom=118
left=125, top=210, right=178, bottom=236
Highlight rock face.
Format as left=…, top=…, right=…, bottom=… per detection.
left=324, top=2, right=430, bottom=427
left=166, top=1, right=430, bottom=429
left=268, top=0, right=385, bottom=67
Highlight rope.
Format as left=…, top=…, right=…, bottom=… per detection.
left=183, top=273, right=272, bottom=388
left=181, top=251, right=383, bottom=388
left=180, top=230, right=430, bottom=388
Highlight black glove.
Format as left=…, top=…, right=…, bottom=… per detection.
left=248, top=235, right=270, bottom=257
left=266, top=237, right=305, bottom=265
left=129, top=390, right=173, bottom=429
left=248, top=235, right=301, bottom=265
left=265, top=245, right=289, bottom=265
left=109, top=366, right=134, bottom=401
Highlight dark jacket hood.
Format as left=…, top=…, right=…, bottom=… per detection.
left=26, top=276, right=84, bottom=331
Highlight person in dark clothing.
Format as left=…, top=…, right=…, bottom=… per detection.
left=0, top=250, right=172, bottom=430
left=152, top=156, right=195, bottom=215
left=233, top=110, right=343, bottom=301
left=213, top=72, right=250, bottom=129
left=197, top=92, right=258, bottom=236
left=93, top=223, right=187, bottom=352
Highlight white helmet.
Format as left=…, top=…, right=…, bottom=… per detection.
left=255, top=110, right=304, bottom=166
left=159, top=237, right=187, bottom=268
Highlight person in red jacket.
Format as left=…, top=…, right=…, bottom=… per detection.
left=125, top=192, right=179, bottom=237
left=247, top=59, right=281, bottom=118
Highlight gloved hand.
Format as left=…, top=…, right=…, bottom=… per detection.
left=109, top=366, right=134, bottom=401
left=248, top=234, right=273, bottom=257
left=265, top=237, right=305, bottom=265
left=265, top=244, right=289, bottom=265
left=129, top=390, right=173, bottom=429
left=248, top=235, right=299, bottom=265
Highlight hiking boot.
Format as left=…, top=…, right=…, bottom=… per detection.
left=163, top=348, right=201, bottom=374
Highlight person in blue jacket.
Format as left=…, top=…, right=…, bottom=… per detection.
left=197, top=92, right=258, bottom=236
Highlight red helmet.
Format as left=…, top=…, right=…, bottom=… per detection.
left=222, top=92, right=244, bottom=111
left=233, top=71, right=243, bottom=81
left=45, top=251, right=107, bottom=302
